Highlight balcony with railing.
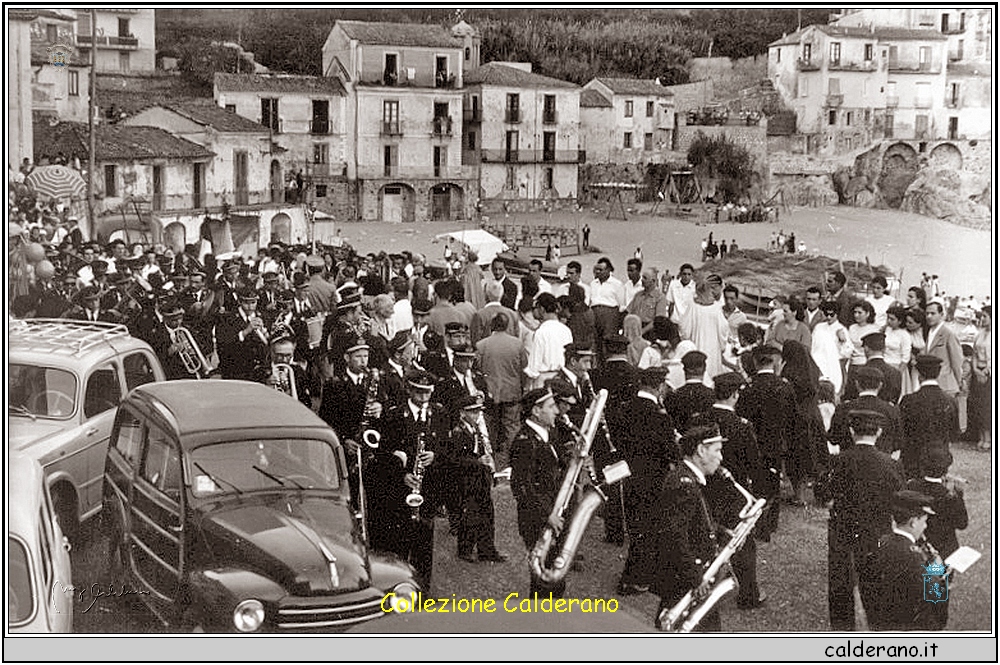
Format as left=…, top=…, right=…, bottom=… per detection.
left=311, top=119, right=330, bottom=135
left=504, top=108, right=521, bottom=123
left=432, top=116, right=453, bottom=137
left=435, top=72, right=457, bottom=89
left=887, top=58, right=941, bottom=74
left=542, top=110, right=558, bottom=125
left=381, top=120, right=402, bottom=136
left=914, top=97, right=933, bottom=109
left=76, top=33, right=139, bottom=49
left=480, top=149, right=584, bottom=164
left=826, top=94, right=844, bottom=107
left=796, top=58, right=820, bottom=71
left=463, top=108, right=481, bottom=123
left=827, top=60, right=878, bottom=72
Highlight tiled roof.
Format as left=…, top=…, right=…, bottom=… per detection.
left=771, top=23, right=949, bottom=45
left=770, top=26, right=811, bottom=47
left=464, top=63, right=578, bottom=90
left=34, top=120, right=214, bottom=163
left=594, top=78, right=673, bottom=97
left=947, top=62, right=990, bottom=77
left=580, top=89, right=612, bottom=108
left=9, top=8, right=40, bottom=21
left=96, top=73, right=215, bottom=115
left=214, top=72, right=346, bottom=96
left=336, top=20, right=463, bottom=49
left=162, top=100, right=270, bottom=133
left=30, top=40, right=89, bottom=67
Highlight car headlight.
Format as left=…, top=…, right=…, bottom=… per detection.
left=389, top=582, right=419, bottom=612
left=233, top=599, right=265, bottom=632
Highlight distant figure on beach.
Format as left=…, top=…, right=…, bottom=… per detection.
left=634, top=247, right=643, bottom=261
left=730, top=239, right=739, bottom=252
left=582, top=224, right=591, bottom=250
left=787, top=232, right=796, bottom=254
left=720, top=239, right=728, bottom=259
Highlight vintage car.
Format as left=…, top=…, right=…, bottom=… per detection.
left=9, top=319, right=165, bottom=540
left=102, top=380, right=419, bottom=632
left=8, top=453, right=74, bottom=633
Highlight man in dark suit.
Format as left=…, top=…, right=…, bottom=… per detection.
left=556, top=343, right=595, bottom=427
left=861, top=490, right=947, bottom=631
left=825, top=270, right=855, bottom=329
left=214, top=287, right=269, bottom=381
left=617, top=367, right=680, bottom=596
left=510, top=388, right=565, bottom=596
left=843, top=332, right=902, bottom=404
left=64, top=284, right=123, bottom=323
left=651, top=424, right=725, bottom=631
left=899, top=355, right=959, bottom=478
left=817, top=410, right=905, bottom=631
left=828, top=366, right=903, bottom=455
left=435, top=345, right=490, bottom=424
left=476, top=313, right=525, bottom=480
left=705, top=372, right=766, bottom=610
left=383, top=330, right=417, bottom=411
left=256, top=269, right=282, bottom=330
left=490, top=257, right=520, bottom=310
left=146, top=299, right=197, bottom=380
left=665, top=350, right=715, bottom=431
left=259, top=331, right=315, bottom=409
left=803, top=286, right=824, bottom=332
left=735, top=345, right=796, bottom=541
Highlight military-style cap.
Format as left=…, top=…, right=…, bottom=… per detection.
left=277, top=289, right=295, bottom=302
left=638, top=366, right=670, bottom=387
left=854, top=365, right=884, bottom=384
left=564, top=343, right=595, bottom=359
left=713, top=372, right=746, bottom=391
left=521, top=387, right=554, bottom=411
left=445, top=321, right=470, bottom=335
left=452, top=344, right=476, bottom=359
left=387, top=330, right=414, bottom=355
left=679, top=423, right=727, bottom=450
left=337, top=291, right=363, bottom=312
left=406, top=370, right=436, bottom=391
left=546, top=378, right=578, bottom=405
left=91, top=259, right=109, bottom=276
left=603, top=333, right=629, bottom=353
left=262, top=269, right=279, bottom=280
left=920, top=447, right=953, bottom=476
left=890, top=489, right=937, bottom=518
left=162, top=299, right=184, bottom=317
left=305, top=255, right=325, bottom=269
left=236, top=286, right=258, bottom=301
left=861, top=331, right=886, bottom=351
left=270, top=323, right=294, bottom=345
left=293, top=272, right=309, bottom=288
left=752, top=344, right=782, bottom=364
left=341, top=334, right=369, bottom=355
left=681, top=350, right=708, bottom=371
left=914, top=354, right=943, bottom=377
left=456, top=394, right=484, bottom=410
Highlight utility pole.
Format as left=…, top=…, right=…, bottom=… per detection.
left=86, top=8, right=97, bottom=242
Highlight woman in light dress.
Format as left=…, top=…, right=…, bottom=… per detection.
left=883, top=304, right=913, bottom=395
left=811, top=301, right=852, bottom=396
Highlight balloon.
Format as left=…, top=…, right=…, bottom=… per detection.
left=25, top=242, right=46, bottom=263
left=9, top=222, right=24, bottom=237
left=35, top=259, right=56, bottom=280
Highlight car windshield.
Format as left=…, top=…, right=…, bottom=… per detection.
left=9, top=365, right=78, bottom=419
left=188, top=438, right=342, bottom=498
left=8, top=536, right=35, bottom=625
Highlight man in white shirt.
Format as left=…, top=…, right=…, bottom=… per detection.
left=589, top=256, right=626, bottom=361
left=554, top=260, right=590, bottom=304
left=623, top=258, right=644, bottom=311
left=524, top=293, right=573, bottom=390
left=666, top=263, right=696, bottom=327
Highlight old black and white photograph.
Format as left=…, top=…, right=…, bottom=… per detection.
left=6, top=4, right=995, bottom=659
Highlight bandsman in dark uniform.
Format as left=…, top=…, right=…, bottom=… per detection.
left=322, top=287, right=365, bottom=378
left=422, top=321, right=470, bottom=381
left=664, top=350, right=715, bottom=431
left=705, top=372, right=766, bottom=610
left=899, top=355, right=959, bottom=479
left=862, top=490, right=948, bottom=631
left=369, top=370, right=446, bottom=589
left=828, top=366, right=903, bottom=455
left=215, top=286, right=270, bottom=381
left=257, top=269, right=282, bottom=330
left=510, top=388, right=566, bottom=597
left=556, top=343, right=595, bottom=426
left=260, top=327, right=315, bottom=409
left=816, top=410, right=905, bottom=631
left=146, top=299, right=196, bottom=380
left=383, top=330, right=418, bottom=410
left=651, top=424, right=726, bottom=632
left=212, top=255, right=244, bottom=315
left=64, top=284, right=123, bottom=323
left=446, top=395, right=506, bottom=563
left=735, top=344, right=796, bottom=541
left=905, top=448, right=968, bottom=559
left=617, top=367, right=680, bottom=596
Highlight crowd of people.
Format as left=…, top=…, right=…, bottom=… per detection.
left=7, top=212, right=990, bottom=631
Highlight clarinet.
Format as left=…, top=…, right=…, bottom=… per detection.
left=404, top=404, right=429, bottom=518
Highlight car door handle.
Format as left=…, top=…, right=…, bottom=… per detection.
left=86, top=427, right=99, bottom=436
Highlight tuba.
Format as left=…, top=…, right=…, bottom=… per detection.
left=657, top=467, right=767, bottom=633
left=529, top=389, right=631, bottom=585
left=170, top=326, right=212, bottom=378
left=405, top=404, right=429, bottom=518
left=359, top=369, right=381, bottom=449
left=270, top=363, right=298, bottom=399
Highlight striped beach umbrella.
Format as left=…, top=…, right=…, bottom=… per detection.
left=25, top=164, right=87, bottom=205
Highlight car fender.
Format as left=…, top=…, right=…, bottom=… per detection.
left=185, top=567, right=287, bottom=631
left=368, top=551, right=420, bottom=593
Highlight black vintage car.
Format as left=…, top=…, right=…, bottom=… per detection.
left=101, top=380, right=418, bottom=632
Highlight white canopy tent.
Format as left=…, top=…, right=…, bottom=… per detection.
left=434, top=229, right=509, bottom=266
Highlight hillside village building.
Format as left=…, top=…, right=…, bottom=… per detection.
left=581, top=78, right=675, bottom=164
left=75, top=8, right=156, bottom=73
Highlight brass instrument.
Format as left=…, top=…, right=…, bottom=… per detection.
left=657, top=467, right=767, bottom=633
left=529, top=389, right=631, bottom=585
left=270, top=363, right=298, bottom=399
left=405, top=404, right=429, bottom=517
left=359, top=369, right=382, bottom=449
left=250, top=314, right=269, bottom=345
left=170, top=325, right=212, bottom=378
left=474, top=416, right=496, bottom=473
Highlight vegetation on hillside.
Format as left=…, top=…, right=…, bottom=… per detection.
left=687, top=133, right=756, bottom=204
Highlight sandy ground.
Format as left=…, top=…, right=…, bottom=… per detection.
left=340, top=204, right=994, bottom=300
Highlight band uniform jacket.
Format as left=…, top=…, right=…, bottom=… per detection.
left=64, top=306, right=122, bottom=324
left=256, top=362, right=314, bottom=410
left=823, top=444, right=904, bottom=551
left=898, top=385, right=959, bottom=477
left=707, top=405, right=763, bottom=496
left=736, top=371, right=797, bottom=463
left=618, top=394, right=680, bottom=488
left=319, top=371, right=383, bottom=446
left=590, top=359, right=638, bottom=458
left=510, top=422, right=564, bottom=549
left=443, top=422, right=496, bottom=543
left=256, top=287, right=282, bottom=330
left=905, top=478, right=968, bottom=558
left=650, top=463, right=718, bottom=607
left=214, top=310, right=270, bottom=381
left=842, top=357, right=903, bottom=404
left=862, top=532, right=943, bottom=631
left=145, top=322, right=195, bottom=381
left=435, top=369, right=491, bottom=425
left=381, top=363, right=410, bottom=411
left=827, top=394, right=903, bottom=455
left=665, top=381, right=716, bottom=432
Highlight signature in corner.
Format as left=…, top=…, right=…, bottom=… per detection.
left=54, top=580, right=150, bottom=614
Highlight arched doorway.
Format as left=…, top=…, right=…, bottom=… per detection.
left=270, top=160, right=283, bottom=203
left=928, top=142, right=963, bottom=170
left=163, top=222, right=187, bottom=253
left=878, top=143, right=920, bottom=209
left=430, top=183, right=465, bottom=221
left=270, top=213, right=292, bottom=244
left=380, top=183, right=416, bottom=223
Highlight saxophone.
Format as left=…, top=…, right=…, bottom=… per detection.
left=359, top=369, right=381, bottom=449
left=657, top=467, right=767, bottom=632
left=529, top=389, right=631, bottom=585
left=405, top=404, right=429, bottom=518
left=582, top=371, right=617, bottom=454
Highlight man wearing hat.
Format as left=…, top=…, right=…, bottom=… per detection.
left=906, top=448, right=967, bottom=560
left=257, top=269, right=282, bottom=330
left=861, top=490, right=947, bottom=631
left=735, top=344, right=796, bottom=541
left=383, top=330, right=418, bottom=410
left=664, top=350, right=715, bottom=432
left=899, top=355, right=959, bottom=479
left=435, top=344, right=489, bottom=424
left=322, top=286, right=366, bottom=376
left=319, top=333, right=382, bottom=454
left=843, top=332, right=902, bottom=404
left=410, top=298, right=434, bottom=363
left=443, top=394, right=506, bottom=563
left=145, top=298, right=199, bottom=380
left=215, top=286, right=269, bottom=380
left=828, top=366, right=903, bottom=456
left=36, top=269, right=78, bottom=318
left=369, top=370, right=447, bottom=589
left=705, top=372, right=766, bottom=609
left=818, top=410, right=905, bottom=631
left=556, top=343, right=596, bottom=426
left=650, top=423, right=726, bottom=631
left=422, top=321, right=469, bottom=380
left=261, top=328, right=314, bottom=409
left=617, top=366, right=680, bottom=596
left=510, top=387, right=566, bottom=596
left=213, top=255, right=245, bottom=314
left=65, top=284, right=122, bottom=324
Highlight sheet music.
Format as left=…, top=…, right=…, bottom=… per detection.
left=945, top=545, right=981, bottom=574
